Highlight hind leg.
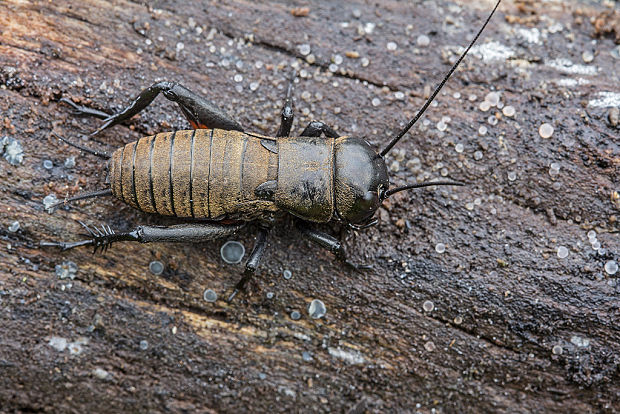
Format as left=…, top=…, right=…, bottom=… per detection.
left=61, top=81, right=243, bottom=136
left=41, top=222, right=245, bottom=253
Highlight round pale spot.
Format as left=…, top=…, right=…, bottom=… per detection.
left=149, top=260, right=164, bottom=275
left=220, top=241, right=245, bottom=264
left=557, top=246, right=569, bottom=258
left=539, top=123, right=554, bottom=139
left=416, top=34, right=430, bottom=47
left=502, top=105, right=516, bottom=117
left=435, top=243, right=446, bottom=254
left=604, top=260, right=618, bottom=275
left=203, top=289, right=218, bottom=302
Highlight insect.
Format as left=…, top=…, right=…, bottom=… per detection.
left=42, top=0, right=502, bottom=300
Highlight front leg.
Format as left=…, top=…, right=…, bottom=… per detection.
left=41, top=222, right=245, bottom=254
left=296, top=221, right=371, bottom=270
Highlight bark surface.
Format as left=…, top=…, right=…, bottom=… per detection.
left=0, top=0, right=619, bottom=412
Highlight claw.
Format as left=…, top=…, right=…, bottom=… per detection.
left=40, top=239, right=92, bottom=251
left=227, top=289, right=240, bottom=303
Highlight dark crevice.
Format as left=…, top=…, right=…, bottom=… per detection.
left=214, top=26, right=399, bottom=91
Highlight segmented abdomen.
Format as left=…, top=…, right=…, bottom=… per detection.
left=108, top=129, right=278, bottom=220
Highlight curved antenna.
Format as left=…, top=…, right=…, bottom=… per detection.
left=51, top=132, right=111, bottom=159
left=383, top=180, right=464, bottom=198
left=47, top=188, right=113, bottom=210
left=380, top=0, right=502, bottom=157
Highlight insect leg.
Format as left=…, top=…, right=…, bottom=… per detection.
left=275, top=75, right=295, bottom=138
left=300, top=121, right=339, bottom=138
left=41, top=222, right=245, bottom=254
left=61, top=82, right=243, bottom=137
left=59, top=98, right=111, bottom=119
left=296, top=222, right=371, bottom=270
left=227, top=227, right=269, bottom=302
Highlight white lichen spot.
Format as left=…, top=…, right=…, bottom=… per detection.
left=546, top=59, right=597, bottom=76
left=470, top=41, right=515, bottom=62
left=93, top=368, right=111, bottom=380
left=570, top=335, right=590, bottom=348
left=328, top=347, right=365, bottom=364
left=308, top=299, right=327, bottom=319
left=48, top=336, right=68, bottom=352
left=2, top=136, right=24, bottom=165
left=43, top=194, right=59, bottom=213
left=588, top=91, right=620, bottom=108
left=517, top=27, right=541, bottom=44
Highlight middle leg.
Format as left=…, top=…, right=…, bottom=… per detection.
left=296, top=221, right=371, bottom=270
left=227, top=226, right=270, bottom=302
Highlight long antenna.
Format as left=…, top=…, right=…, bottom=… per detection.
left=380, top=0, right=502, bottom=157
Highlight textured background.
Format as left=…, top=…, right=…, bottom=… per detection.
left=1, top=0, right=619, bottom=412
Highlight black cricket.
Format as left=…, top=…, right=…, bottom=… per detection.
left=42, top=1, right=502, bottom=301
